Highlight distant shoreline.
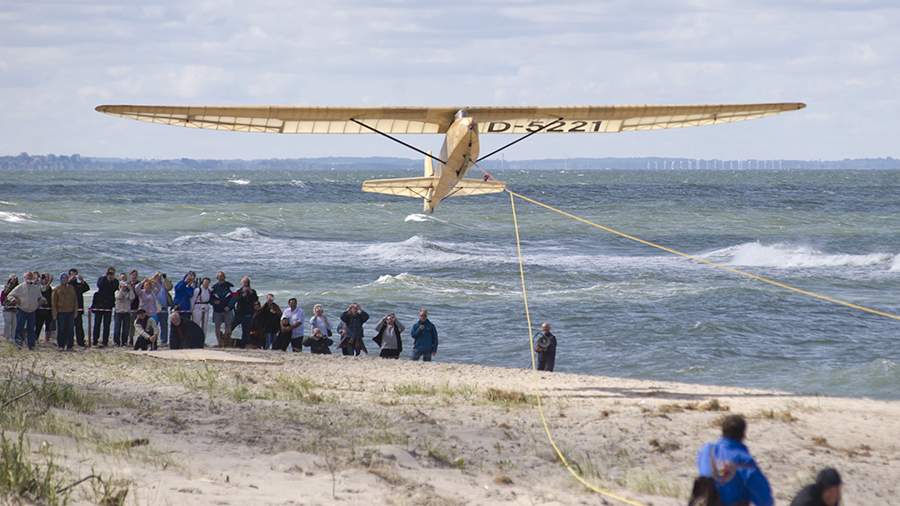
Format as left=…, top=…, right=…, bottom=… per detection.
left=2, top=153, right=900, bottom=171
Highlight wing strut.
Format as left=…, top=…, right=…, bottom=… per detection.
left=476, top=117, right=564, bottom=163
left=350, top=118, right=447, bottom=165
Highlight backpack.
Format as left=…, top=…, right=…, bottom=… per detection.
left=688, top=476, right=722, bottom=506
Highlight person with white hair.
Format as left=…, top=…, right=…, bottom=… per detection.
left=308, top=304, right=332, bottom=340
left=7, top=271, right=46, bottom=350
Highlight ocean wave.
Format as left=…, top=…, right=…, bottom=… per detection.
left=172, top=227, right=264, bottom=245
left=355, top=272, right=508, bottom=297
left=0, top=200, right=15, bottom=206
left=404, top=213, right=446, bottom=223
left=706, top=242, right=896, bottom=269
left=0, top=211, right=33, bottom=223
left=891, top=256, right=900, bottom=272
left=227, top=178, right=250, bottom=185
left=290, top=180, right=307, bottom=188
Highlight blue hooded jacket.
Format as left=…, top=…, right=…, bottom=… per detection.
left=410, top=319, right=438, bottom=353
left=173, top=276, right=195, bottom=312
left=696, top=437, right=774, bottom=506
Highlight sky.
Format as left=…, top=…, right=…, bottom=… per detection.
left=1, top=0, right=898, bottom=160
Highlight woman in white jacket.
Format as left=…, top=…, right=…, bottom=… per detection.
left=192, top=277, right=212, bottom=332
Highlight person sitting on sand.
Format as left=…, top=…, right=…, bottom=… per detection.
left=169, top=311, right=205, bottom=350
left=696, top=414, right=773, bottom=506
left=303, top=327, right=334, bottom=354
left=373, top=312, right=404, bottom=359
left=339, top=303, right=369, bottom=356
left=534, top=322, right=557, bottom=372
left=273, top=317, right=293, bottom=351
left=133, top=309, right=159, bottom=351
left=790, top=467, right=843, bottom=506
left=410, top=308, right=438, bottom=362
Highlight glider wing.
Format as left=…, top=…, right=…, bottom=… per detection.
left=361, top=177, right=439, bottom=199
left=468, top=103, right=806, bottom=134
left=444, top=179, right=507, bottom=197
left=94, top=105, right=459, bottom=134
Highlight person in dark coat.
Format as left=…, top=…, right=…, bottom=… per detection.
left=35, top=273, right=54, bottom=343
left=410, top=308, right=438, bottom=361
left=373, top=312, right=404, bottom=359
left=303, top=327, right=334, bottom=354
left=169, top=311, right=205, bottom=349
left=790, top=468, right=843, bottom=506
left=67, top=268, right=90, bottom=347
left=534, top=322, right=557, bottom=372
left=231, top=284, right=258, bottom=348
left=339, top=303, right=369, bottom=356
left=93, top=266, right=119, bottom=347
left=273, top=317, right=293, bottom=351
left=259, top=295, right=281, bottom=349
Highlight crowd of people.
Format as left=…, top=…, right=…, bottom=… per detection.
left=4, top=269, right=846, bottom=504
left=0, top=268, right=446, bottom=361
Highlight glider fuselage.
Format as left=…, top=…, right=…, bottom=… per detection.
left=427, top=115, right=480, bottom=213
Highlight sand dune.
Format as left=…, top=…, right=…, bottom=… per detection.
left=1, top=344, right=897, bottom=505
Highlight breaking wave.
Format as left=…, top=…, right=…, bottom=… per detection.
left=226, top=178, right=250, bottom=185
left=0, top=211, right=33, bottom=223
left=706, top=242, right=895, bottom=269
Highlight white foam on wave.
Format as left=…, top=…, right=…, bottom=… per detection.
left=289, top=179, right=307, bottom=188
left=404, top=213, right=448, bottom=224
left=172, top=227, right=262, bottom=244
left=0, top=211, right=33, bottom=223
left=891, top=256, right=900, bottom=272
left=227, top=178, right=250, bottom=185
left=707, top=242, right=895, bottom=269
left=0, top=201, right=15, bottom=206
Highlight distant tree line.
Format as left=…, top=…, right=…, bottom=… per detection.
left=1, top=152, right=898, bottom=171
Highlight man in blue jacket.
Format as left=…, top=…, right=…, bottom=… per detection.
left=410, top=308, right=438, bottom=362
left=696, top=414, right=774, bottom=506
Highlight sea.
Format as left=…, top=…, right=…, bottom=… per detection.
left=2, top=167, right=898, bottom=399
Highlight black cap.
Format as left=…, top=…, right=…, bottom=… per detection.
left=816, top=467, right=842, bottom=489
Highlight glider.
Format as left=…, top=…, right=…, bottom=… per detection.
left=96, top=103, right=805, bottom=213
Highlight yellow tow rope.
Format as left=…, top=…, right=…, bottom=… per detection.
left=506, top=189, right=899, bottom=506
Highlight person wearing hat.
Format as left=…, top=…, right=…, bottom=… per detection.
left=533, top=322, right=557, bottom=372
left=52, top=272, right=78, bottom=350
left=790, top=468, right=843, bottom=506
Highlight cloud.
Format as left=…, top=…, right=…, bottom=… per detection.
left=0, top=0, right=898, bottom=159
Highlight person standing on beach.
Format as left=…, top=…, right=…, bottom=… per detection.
left=93, top=266, right=119, bottom=347
left=210, top=271, right=235, bottom=347
left=373, top=312, right=404, bottom=359
left=68, top=269, right=89, bottom=347
left=534, top=322, right=557, bottom=372
left=282, top=297, right=305, bottom=352
left=410, top=308, right=438, bottom=362
left=232, top=283, right=258, bottom=348
left=192, top=277, right=212, bottom=333
left=113, top=273, right=134, bottom=347
left=127, top=269, right=140, bottom=343
left=7, top=271, right=45, bottom=350
left=2, top=274, right=19, bottom=341
left=696, top=414, right=774, bottom=506
left=790, top=467, right=843, bottom=506
left=340, top=303, right=369, bottom=356
left=173, top=271, right=197, bottom=322
left=35, top=273, right=54, bottom=343
left=52, top=273, right=77, bottom=350
left=155, top=273, right=174, bottom=347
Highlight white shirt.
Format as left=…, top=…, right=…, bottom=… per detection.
left=282, top=306, right=304, bottom=338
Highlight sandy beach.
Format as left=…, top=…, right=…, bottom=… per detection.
left=1, top=343, right=898, bottom=505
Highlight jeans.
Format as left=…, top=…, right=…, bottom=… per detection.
left=156, top=310, right=169, bottom=345
left=56, top=312, right=74, bottom=349
left=114, top=312, right=131, bottom=346
left=93, top=309, right=112, bottom=345
left=35, top=308, right=53, bottom=341
left=2, top=309, right=15, bottom=341
left=15, top=309, right=36, bottom=349
left=74, top=311, right=86, bottom=346
left=411, top=349, right=432, bottom=362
